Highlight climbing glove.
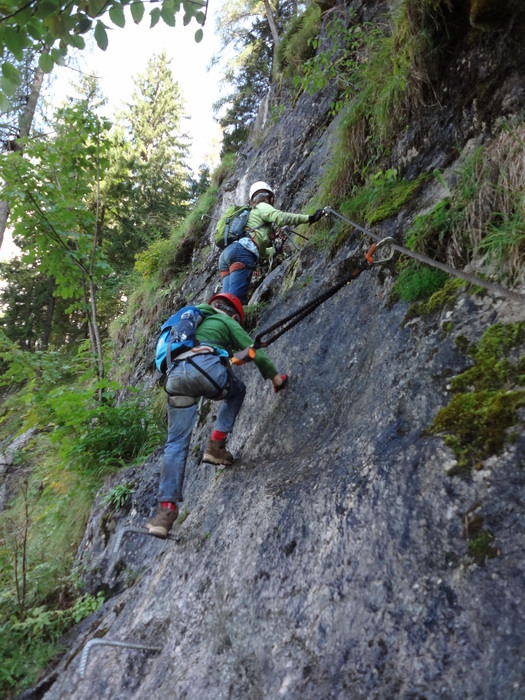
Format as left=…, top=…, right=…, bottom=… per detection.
left=309, top=209, right=324, bottom=224
left=273, top=374, right=289, bottom=393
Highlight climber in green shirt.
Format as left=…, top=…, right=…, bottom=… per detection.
left=146, top=292, right=288, bottom=539
left=218, top=180, right=324, bottom=304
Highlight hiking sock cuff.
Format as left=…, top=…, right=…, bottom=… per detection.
left=211, top=429, right=228, bottom=441
left=160, top=501, right=177, bottom=510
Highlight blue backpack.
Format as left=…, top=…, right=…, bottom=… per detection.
left=155, top=305, right=203, bottom=374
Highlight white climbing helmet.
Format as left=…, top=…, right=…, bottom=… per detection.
left=249, top=181, right=274, bottom=201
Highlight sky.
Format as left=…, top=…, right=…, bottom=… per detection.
left=1, top=2, right=225, bottom=262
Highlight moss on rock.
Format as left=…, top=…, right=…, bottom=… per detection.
left=429, top=321, right=525, bottom=471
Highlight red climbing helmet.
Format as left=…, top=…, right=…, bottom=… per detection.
left=208, top=293, right=244, bottom=325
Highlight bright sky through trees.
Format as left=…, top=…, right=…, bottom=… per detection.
left=0, top=3, right=224, bottom=262
left=48, top=2, right=223, bottom=172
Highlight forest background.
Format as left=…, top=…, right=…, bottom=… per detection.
left=1, top=0, right=524, bottom=696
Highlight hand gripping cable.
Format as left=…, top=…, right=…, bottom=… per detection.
left=232, top=238, right=395, bottom=365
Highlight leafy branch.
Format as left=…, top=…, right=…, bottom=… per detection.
left=0, top=103, right=110, bottom=381
left=0, top=0, right=206, bottom=110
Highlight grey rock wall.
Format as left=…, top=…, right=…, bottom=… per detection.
left=25, top=2, right=525, bottom=698
left=37, top=256, right=524, bottom=700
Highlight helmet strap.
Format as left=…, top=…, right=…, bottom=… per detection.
left=251, top=192, right=273, bottom=206
left=211, top=301, right=240, bottom=323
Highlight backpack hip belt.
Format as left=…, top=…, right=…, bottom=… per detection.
left=172, top=345, right=215, bottom=362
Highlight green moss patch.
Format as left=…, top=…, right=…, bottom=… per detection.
left=451, top=322, right=525, bottom=391
left=468, top=529, right=498, bottom=565
left=392, top=263, right=449, bottom=304
left=429, top=322, right=525, bottom=471
left=401, top=277, right=463, bottom=324
left=344, top=172, right=427, bottom=227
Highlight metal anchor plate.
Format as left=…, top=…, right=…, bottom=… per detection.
left=79, top=638, right=162, bottom=678
left=113, top=526, right=179, bottom=555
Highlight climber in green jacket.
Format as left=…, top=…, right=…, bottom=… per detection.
left=146, top=292, right=288, bottom=539
left=218, top=180, right=324, bottom=304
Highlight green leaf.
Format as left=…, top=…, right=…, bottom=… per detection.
left=35, top=1, right=58, bottom=17
left=130, top=0, right=145, bottom=23
left=39, top=52, right=55, bottom=74
left=195, top=10, right=205, bottom=24
left=76, top=15, right=93, bottom=34
left=194, top=28, right=203, bottom=43
left=50, top=46, right=66, bottom=62
left=94, top=21, right=108, bottom=50
left=1, top=74, right=16, bottom=97
left=182, top=0, right=200, bottom=14
left=2, top=61, right=21, bottom=86
left=161, top=4, right=176, bottom=26
left=68, top=33, right=86, bottom=49
left=150, top=6, right=161, bottom=28
left=109, top=4, right=126, bottom=28
left=88, top=0, right=108, bottom=18
left=26, top=18, right=45, bottom=41
left=3, top=27, right=26, bottom=60
left=183, top=12, right=191, bottom=26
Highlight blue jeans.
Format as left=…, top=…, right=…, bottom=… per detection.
left=218, top=242, right=257, bottom=304
left=158, top=354, right=246, bottom=503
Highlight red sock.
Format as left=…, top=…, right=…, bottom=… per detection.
left=212, top=429, right=227, bottom=441
left=160, top=501, right=177, bottom=510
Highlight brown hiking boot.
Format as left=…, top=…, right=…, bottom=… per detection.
left=146, top=504, right=178, bottom=539
left=202, top=438, right=234, bottom=466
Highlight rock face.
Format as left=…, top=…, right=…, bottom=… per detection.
left=28, top=2, right=525, bottom=699
left=0, top=428, right=38, bottom=512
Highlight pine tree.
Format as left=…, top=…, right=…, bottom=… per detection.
left=115, top=52, right=191, bottom=247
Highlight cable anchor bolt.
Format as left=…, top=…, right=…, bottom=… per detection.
left=365, top=237, right=396, bottom=266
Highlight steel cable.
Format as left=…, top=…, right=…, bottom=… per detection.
left=255, top=258, right=370, bottom=347
left=247, top=208, right=524, bottom=352
left=324, top=207, right=525, bottom=304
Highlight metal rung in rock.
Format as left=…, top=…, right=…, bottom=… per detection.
left=113, top=526, right=179, bottom=555
left=79, top=638, right=162, bottom=678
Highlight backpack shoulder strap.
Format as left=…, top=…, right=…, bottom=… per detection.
left=163, top=306, right=202, bottom=375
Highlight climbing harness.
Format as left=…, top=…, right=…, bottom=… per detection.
left=273, top=226, right=308, bottom=255
left=232, top=237, right=395, bottom=364
left=174, top=355, right=230, bottom=400
left=324, top=207, right=525, bottom=304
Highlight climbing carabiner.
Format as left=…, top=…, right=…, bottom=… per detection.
left=232, top=346, right=258, bottom=366
left=365, top=237, right=396, bottom=266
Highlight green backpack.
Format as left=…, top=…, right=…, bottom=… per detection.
left=214, top=205, right=251, bottom=250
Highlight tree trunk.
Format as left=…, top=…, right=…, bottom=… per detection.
left=81, top=277, right=97, bottom=351
left=19, top=62, right=45, bottom=138
left=263, top=0, right=281, bottom=51
left=41, top=282, right=56, bottom=350
left=0, top=56, right=46, bottom=251
left=0, top=201, right=10, bottom=250
left=89, top=276, right=105, bottom=385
